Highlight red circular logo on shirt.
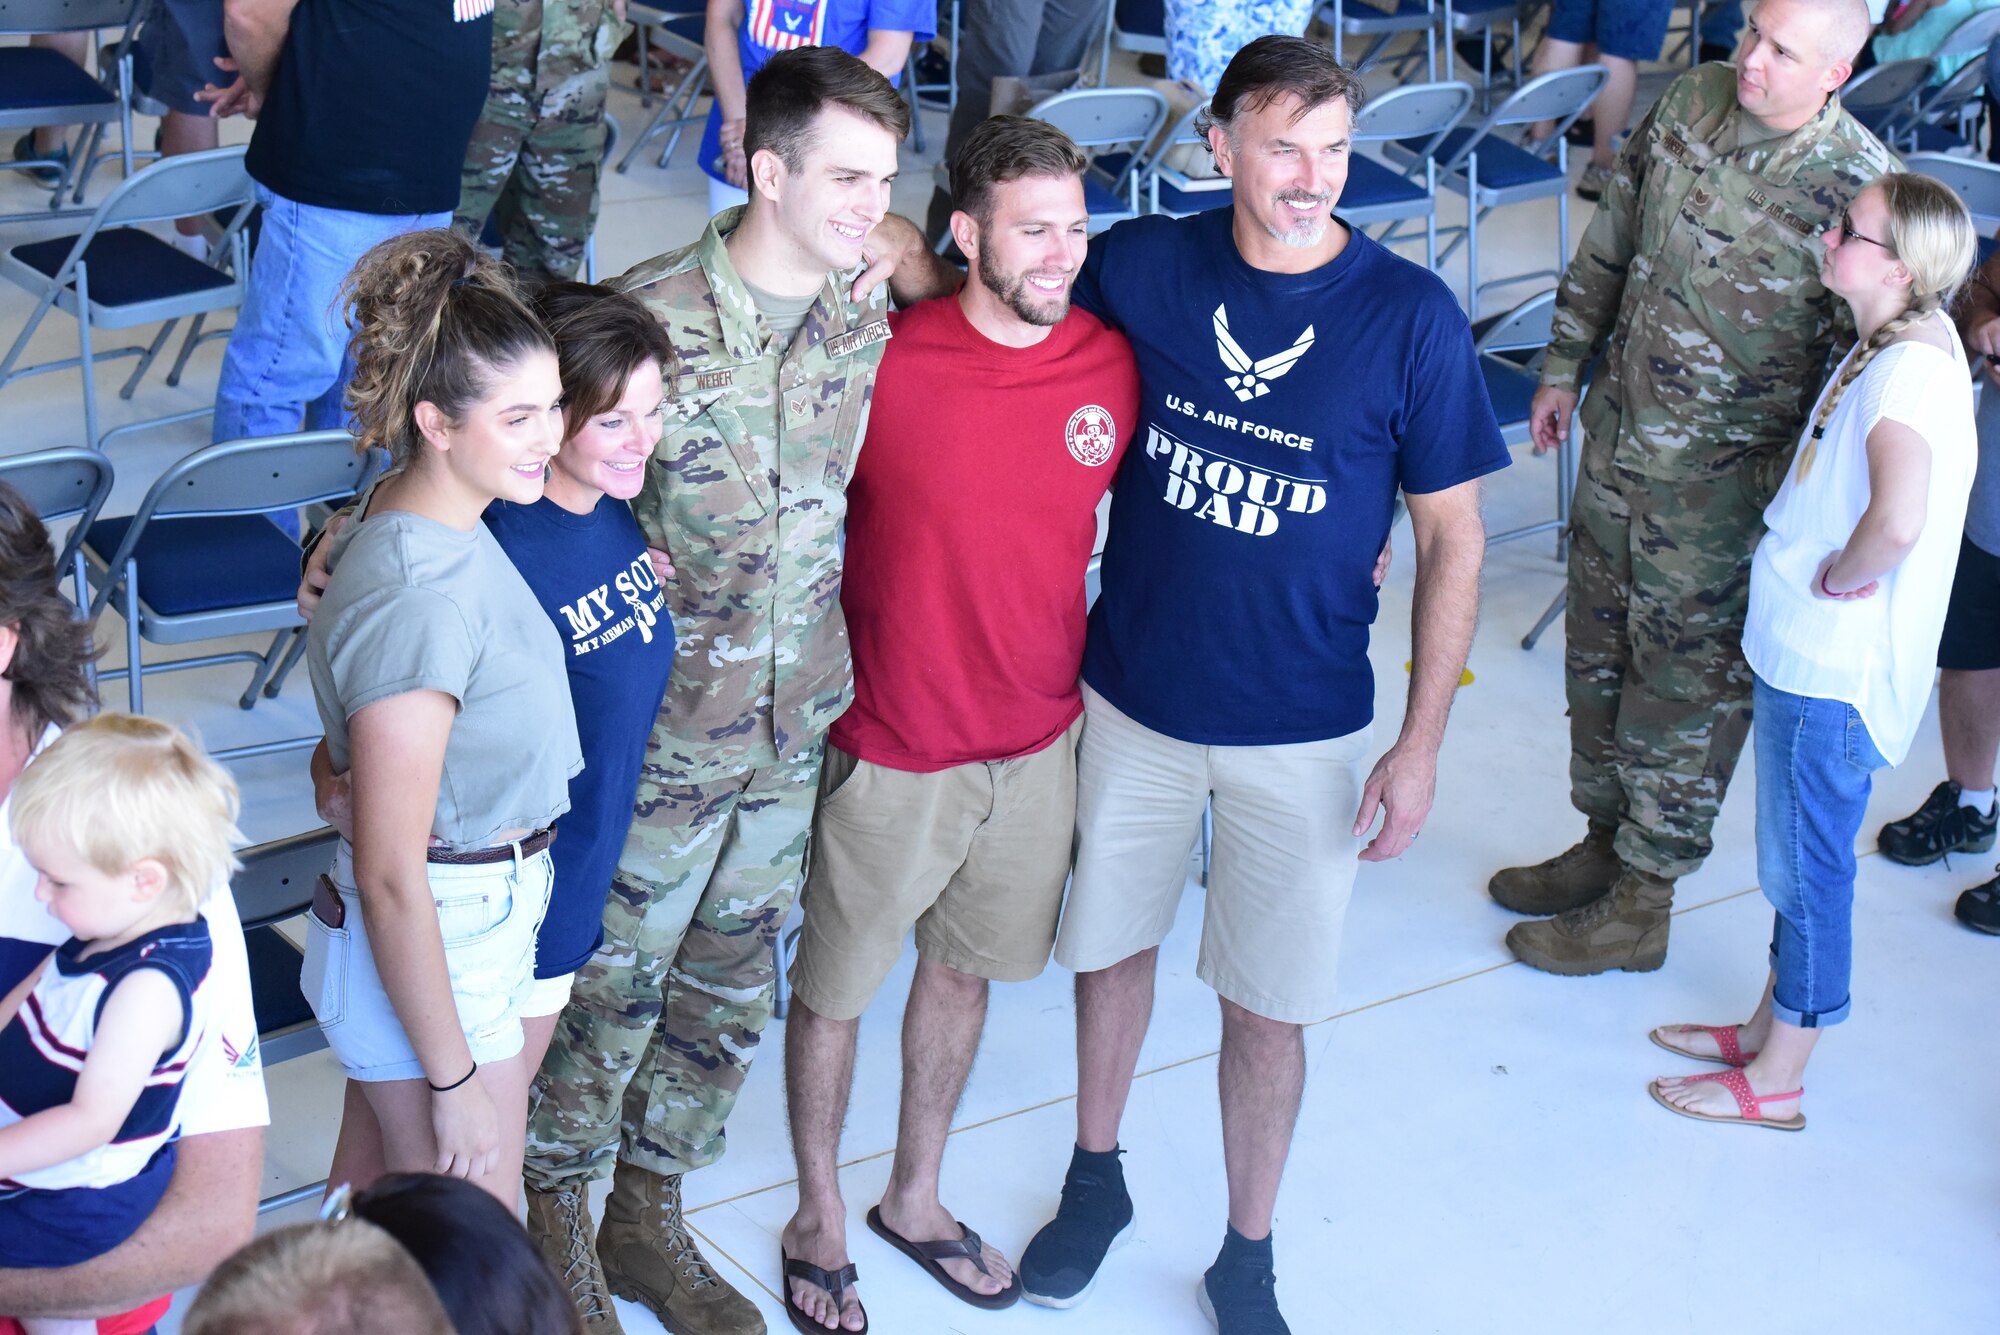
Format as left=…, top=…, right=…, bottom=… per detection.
left=1066, top=405, right=1116, bottom=467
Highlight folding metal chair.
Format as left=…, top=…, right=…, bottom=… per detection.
left=1097, top=0, right=1166, bottom=83
left=1351, top=81, right=1475, bottom=270
left=1899, top=57, right=1989, bottom=155
left=81, top=430, right=362, bottom=755
left=1908, top=151, right=2000, bottom=267
left=904, top=0, right=959, bottom=154
left=1442, top=0, right=1529, bottom=99
left=1320, top=0, right=1440, bottom=81
left=0, top=446, right=114, bottom=611
left=1474, top=290, right=1575, bottom=557
left=0, top=0, right=142, bottom=220
left=1028, top=86, right=1170, bottom=233
left=1840, top=57, right=1937, bottom=144
left=0, top=145, right=254, bottom=452
left=1131, top=103, right=1232, bottom=217
left=230, top=826, right=340, bottom=1214
left=619, top=1, right=710, bottom=175
left=1391, top=64, right=1607, bottom=317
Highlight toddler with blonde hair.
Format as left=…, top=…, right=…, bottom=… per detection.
left=0, top=714, right=242, bottom=1333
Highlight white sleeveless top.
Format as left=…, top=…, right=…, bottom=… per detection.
left=1744, top=311, right=1978, bottom=765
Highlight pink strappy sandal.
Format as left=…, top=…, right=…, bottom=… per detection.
left=1648, top=1069, right=1805, bottom=1132
left=1649, top=1023, right=1760, bottom=1067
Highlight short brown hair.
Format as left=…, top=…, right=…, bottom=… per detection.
left=744, top=45, right=911, bottom=171
left=1197, top=35, right=1365, bottom=144
left=0, top=481, right=96, bottom=743
left=181, top=1219, right=451, bottom=1335
left=530, top=282, right=678, bottom=435
left=950, top=115, right=1088, bottom=224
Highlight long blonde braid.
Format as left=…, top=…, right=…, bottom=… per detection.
left=1796, top=172, right=1978, bottom=480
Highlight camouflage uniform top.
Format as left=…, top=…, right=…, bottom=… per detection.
left=613, top=207, right=891, bottom=783
left=491, top=0, right=626, bottom=112
left=1541, top=63, right=1897, bottom=483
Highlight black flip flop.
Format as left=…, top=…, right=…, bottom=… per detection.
left=865, top=1206, right=1023, bottom=1311
left=780, top=1248, right=867, bottom=1335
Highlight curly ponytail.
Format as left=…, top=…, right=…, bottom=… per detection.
left=1798, top=172, right=1978, bottom=479
left=339, top=230, right=554, bottom=466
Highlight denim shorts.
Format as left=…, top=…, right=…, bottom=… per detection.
left=1546, top=0, right=1673, bottom=61
left=301, top=840, right=553, bottom=1082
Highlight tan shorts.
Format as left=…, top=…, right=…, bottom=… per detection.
left=1054, top=685, right=1370, bottom=1024
left=789, top=720, right=1081, bottom=1020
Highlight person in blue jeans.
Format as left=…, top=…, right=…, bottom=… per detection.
left=1648, top=174, right=1978, bottom=1131
left=205, top=0, right=493, bottom=463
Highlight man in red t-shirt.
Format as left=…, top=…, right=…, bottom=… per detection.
left=776, top=117, right=1140, bottom=1333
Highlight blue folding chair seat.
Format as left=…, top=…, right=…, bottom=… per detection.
left=1908, top=121, right=1971, bottom=154
left=1083, top=175, right=1133, bottom=217
left=1, top=46, right=117, bottom=112
left=1155, top=178, right=1233, bottom=214
left=1481, top=355, right=1538, bottom=436
left=1981, top=235, right=1998, bottom=268
left=83, top=513, right=305, bottom=616
left=1406, top=128, right=1565, bottom=189
left=9, top=229, right=234, bottom=307
left=1345, top=155, right=1432, bottom=210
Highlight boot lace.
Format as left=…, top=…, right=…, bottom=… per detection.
left=554, top=1192, right=618, bottom=1323
left=659, top=1212, right=720, bottom=1292
left=1557, top=889, right=1618, bottom=933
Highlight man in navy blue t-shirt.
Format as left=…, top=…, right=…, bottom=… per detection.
left=868, top=33, right=1507, bottom=1335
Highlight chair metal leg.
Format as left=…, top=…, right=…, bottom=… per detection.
left=906, top=50, right=926, bottom=154
left=773, top=920, right=802, bottom=1020
left=264, top=625, right=310, bottom=698
left=1522, top=587, right=1565, bottom=650
left=119, top=318, right=177, bottom=399
left=123, top=568, right=143, bottom=712
left=1465, top=158, right=1481, bottom=317
left=165, top=313, right=206, bottom=388
left=76, top=262, right=100, bottom=452
left=237, top=627, right=294, bottom=709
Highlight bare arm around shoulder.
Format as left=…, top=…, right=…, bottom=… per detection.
left=853, top=213, right=964, bottom=307
left=347, top=691, right=502, bottom=1180
left=1351, top=479, right=1486, bottom=861
left=0, top=1126, right=263, bottom=1319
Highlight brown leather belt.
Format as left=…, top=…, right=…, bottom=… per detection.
left=425, top=827, right=556, bottom=866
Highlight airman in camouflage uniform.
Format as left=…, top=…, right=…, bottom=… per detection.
left=1495, top=28, right=1895, bottom=975
left=522, top=201, right=891, bottom=1335
left=455, top=0, right=628, bottom=284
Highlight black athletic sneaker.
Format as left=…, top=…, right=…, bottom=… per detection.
left=1018, top=1147, right=1134, bottom=1309
left=1954, top=867, right=2000, bottom=934
left=1198, top=1234, right=1291, bottom=1334
left=1878, top=781, right=1998, bottom=865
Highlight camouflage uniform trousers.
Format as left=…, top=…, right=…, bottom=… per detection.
left=1564, top=436, right=1774, bottom=881
left=523, top=747, right=822, bottom=1188
left=454, top=0, right=619, bottom=284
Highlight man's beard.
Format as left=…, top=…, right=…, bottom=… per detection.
left=979, top=246, right=1070, bottom=326
left=1264, top=190, right=1331, bottom=248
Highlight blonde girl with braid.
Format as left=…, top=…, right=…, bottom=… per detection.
left=1647, top=173, right=1980, bottom=1131
left=300, top=229, right=581, bottom=1206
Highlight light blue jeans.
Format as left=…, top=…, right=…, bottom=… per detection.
left=212, top=184, right=449, bottom=446
left=1752, top=675, right=1888, bottom=1029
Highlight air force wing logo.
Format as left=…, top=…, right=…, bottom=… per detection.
left=1214, top=304, right=1313, bottom=402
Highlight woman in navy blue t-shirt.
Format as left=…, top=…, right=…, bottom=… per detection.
left=483, top=285, right=679, bottom=1062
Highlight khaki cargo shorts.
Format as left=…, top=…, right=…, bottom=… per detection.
left=1054, top=685, right=1370, bottom=1024
left=789, top=719, right=1081, bottom=1020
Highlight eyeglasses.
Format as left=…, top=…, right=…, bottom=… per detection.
left=1837, top=207, right=1892, bottom=252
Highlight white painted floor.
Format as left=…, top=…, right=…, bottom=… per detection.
left=1, top=35, right=1993, bottom=1335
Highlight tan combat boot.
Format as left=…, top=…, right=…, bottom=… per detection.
left=1504, top=867, right=1674, bottom=975
left=1488, top=824, right=1622, bottom=915
left=597, top=1163, right=766, bottom=1335
left=523, top=1184, right=628, bottom=1333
